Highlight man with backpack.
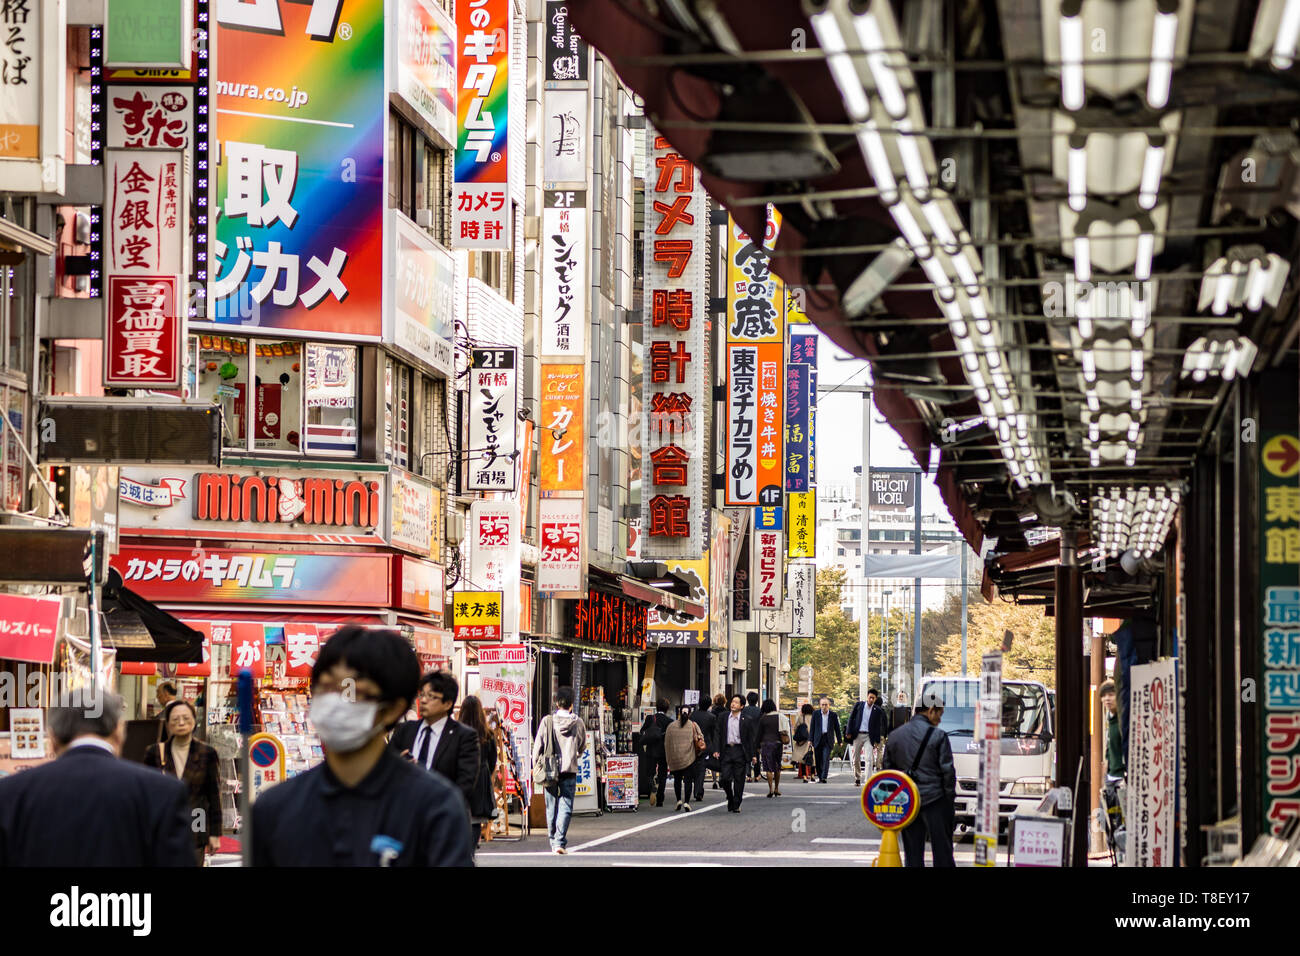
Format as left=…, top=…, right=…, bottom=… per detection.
left=883, top=688, right=956, bottom=867
left=532, top=686, right=587, bottom=855
left=639, top=698, right=672, bottom=807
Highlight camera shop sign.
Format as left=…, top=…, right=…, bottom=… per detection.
left=118, top=465, right=387, bottom=541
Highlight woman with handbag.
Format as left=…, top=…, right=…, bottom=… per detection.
left=757, top=699, right=786, bottom=797
left=664, top=705, right=706, bottom=812
left=792, top=702, right=815, bottom=782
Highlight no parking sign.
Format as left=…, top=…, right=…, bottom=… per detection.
left=861, top=769, right=920, bottom=830
left=247, top=732, right=285, bottom=803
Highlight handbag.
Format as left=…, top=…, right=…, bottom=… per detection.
left=532, top=716, right=561, bottom=788
left=693, top=722, right=707, bottom=753
left=778, top=713, right=791, bottom=746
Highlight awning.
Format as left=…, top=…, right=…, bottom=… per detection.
left=619, top=576, right=706, bottom=619
left=167, top=608, right=388, bottom=636
left=101, top=569, right=204, bottom=663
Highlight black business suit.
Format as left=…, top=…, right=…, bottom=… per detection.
left=145, top=737, right=223, bottom=863
left=810, top=709, right=843, bottom=782
left=389, top=717, right=480, bottom=810
left=717, top=711, right=757, bottom=811
left=688, top=707, right=718, bottom=800
left=742, top=704, right=763, bottom=778
left=0, top=742, right=195, bottom=866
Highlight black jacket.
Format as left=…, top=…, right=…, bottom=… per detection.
left=717, top=711, right=757, bottom=763
left=469, top=735, right=498, bottom=820
left=883, top=714, right=956, bottom=806
left=640, top=711, right=672, bottom=758
left=144, top=737, right=223, bottom=844
left=0, top=744, right=195, bottom=866
left=689, top=707, right=719, bottom=754
left=847, top=702, right=885, bottom=745
left=389, top=717, right=480, bottom=809
left=253, top=747, right=472, bottom=866
left=810, top=709, right=842, bottom=748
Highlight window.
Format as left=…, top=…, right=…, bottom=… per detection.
left=2, top=263, right=31, bottom=375
left=467, top=202, right=516, bottom=302
left=388, top=110, right=450, bottom=246
left=1, top=384, right=27, bottom=512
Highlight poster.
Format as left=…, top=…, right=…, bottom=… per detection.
left=539, top=363, right=584, bottom=493
left=467, top=347, right=518, bottom=491
left=453, top=0, right=510, bottom=249
left=543, top=90, right=587, bottom=184
left=540, top=191, right=587, bottom=357
left=788, top=562, right=815, bottom=638
left=1125, top=658, right=1178, bottom=867
left=605, top=755, right=638, bottom=809
left=9, top=708, right=46, bottom=760
left=538, top=497, right=584, bottom=595
left=478, top=644, right=532, bottom=799
left=467, top=500, right=520, bottom=638
left=975, top=651, right=1002, bottom=867
left=213, top=0, right=385, bottom=335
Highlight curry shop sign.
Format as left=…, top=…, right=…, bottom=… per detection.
left=118, top=466, right=388, bottom=541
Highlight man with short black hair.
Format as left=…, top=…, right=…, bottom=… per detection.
left=0, top=692, right=195, bottom=866
left=252, top=626, right=473, bottom=866
left=639, top=697, right=672, bottom=806
left=847, top=689, right=885, bottom=786
left=742, top=692, right=762, bottom=779
left=389, top=669, right=479, bottom=809
left=719, top=695, right=756, bottom=812
left=688, top=701, right=717, bottom=803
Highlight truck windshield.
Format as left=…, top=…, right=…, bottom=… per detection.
left=922, top=679, right=1052, bottom=756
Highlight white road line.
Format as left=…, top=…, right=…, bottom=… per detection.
left=566, top=795, right=737, bottom=852
left=216, top=108, right=356, bottom=129
left=481, top=849, right=878, bottom=861
left=811, top=837, right=881, bottom=845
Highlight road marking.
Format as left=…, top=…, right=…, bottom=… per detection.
left=565, top=794, right=740, bottom=852
left=481, top=849, right=878, bottom=861
left=811, top=837, right=881, bottom=845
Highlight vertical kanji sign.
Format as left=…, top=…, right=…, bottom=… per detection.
left=539, top=363, right=584, bottom=493
left=468, top=500, right=520, bottom=638
left=640, top=132, right=707, bottom=559
left=541, top=190, right=587, bottom=356
left=284, top=624, right=320, bottom=678
left=752, top=529, right=783, bottom=611
left=788, top=562, right=815, bottom=638
left=787, top=491, right=815, bottom=559
left=229, top=623, right=266, bottom=678
left=467, top=347, right=518, bottom=491
left=454, top=0, right=510, bottom=250
left=785, top=361, right=810, bottom=493
left=105, top=276, right=183, bottom=388
left=538, top=497, right=584, bottom=595
left=453, top=590, right=504, bottom=642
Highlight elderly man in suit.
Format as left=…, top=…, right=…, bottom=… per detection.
left=810, top=697, right=843, bottom=783
left=389, top=670, right=480, bottom=810
left=0, top=692, right=195, bottom=866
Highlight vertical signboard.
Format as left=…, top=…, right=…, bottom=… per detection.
left=478, top=644, right=531, bottom=798
left=540, top=190, right=587, bottom=356
left=538, top=497, right=584, bottom=596
left=725, top=208, right=784, bottom=506
left=0, top=0, right=64, bottom=193
left=390, top=211, right=456, bottom=375
left=640, top=133, right=707, bottom=559
left=785, top=362, right=810, bottom=493
left=788, top=562, right=815, bottom=638
left=539, top=363, right=584, bottom=493
left=787, top=491, right=815, bottom=559
left=392, top=0, right=457, bottom=147
left=543, top=91, right=587, bottom=185
left=974, top=651, right=1002, bottom=867
left=710, top=511, right=732, bottom=650
left=752, top=529, right=783, bottom=611
left=467, top=347, right=518, bottom=491
left=1125, top=659, right=1178, bottom=866
left=453, top=0, right=509, bottom=249
left=544, top=0, right=588, bottom=81
left=468, top=500, right=520, bottom=638
left=214, top=0, right=384, bottom=336
left=1259, top=371, right=1300, bottom=835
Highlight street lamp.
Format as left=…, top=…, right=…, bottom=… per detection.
left=881, top=588, right=892, bottom=700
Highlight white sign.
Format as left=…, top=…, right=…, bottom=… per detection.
left=538, top=497, right=584, bottom=595
left=478, top=644, right=530, bottom=738
left=107, top=86, right=192, bottom=149
left=467, top=500, right=520, bottom=639
left=788, top=562, right=815, bottom=637
left=106, top=148, right=188, bottom=277
left=9, top=707, right=46, bottom=759
left=758, top=604, right=793, bottom=634
left=466, top=347, right=518, bottom=491
left=389, top=468, right=435, bottom=556
left=752, top=529, right=783, bottom=611
left=543, top=88, right=588, bottom=183
left=1012, top=816, right=1066, bottom=867
left=0, top=0, right=64, bottom=194
left=540, top=191, right=587, bottom=357
left=573, top=735, right=599, bottom=812
left=975, top=650, right=1002, bottom=867
left=684, top=690, right=701, bottom=705
left=1126, top=658, right=1178, bottom=867
left=390, top=210, right=456, bottom=375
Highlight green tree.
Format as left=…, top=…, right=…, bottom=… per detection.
left=785, top=567, right=881, bottom=709
left=932, top=599, right=1056, bottom=686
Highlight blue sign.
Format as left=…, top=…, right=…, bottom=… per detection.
left=785, top=363, right=810, bottom=493
left=250, top=739, right=279, bottom=768
left=755, top=505, right=783, bottom=531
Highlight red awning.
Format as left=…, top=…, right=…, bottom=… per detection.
left=166, top=608, right=387, bottom=631
left=620, top=577, right=706, bottom=619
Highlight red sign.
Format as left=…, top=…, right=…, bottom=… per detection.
left=175, top=621, right=214, bottom=677
left=0, top=594, right=62, bottom=665
left=191, top=473, right=382, bottom=527
left=119, top=661, right=158, bottom=676
left=573, top=589, right=647, bottom=650
left=229, top=623, right=266, bottom=678
left=104, top=275, right=182, bottom=388
left=284, top=624, right=320, bottom=677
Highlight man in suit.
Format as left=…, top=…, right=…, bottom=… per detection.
left=742, top=691, right=762, bottom=780
left=810, top=697, right=842, bottom=783
left=0, top=693, right=195, bottom=866
left=389, top=670, right=479, bottom=810
left=688, top=700, right=717, bottom=803
left=718, top=694, right=757, bottom=812
left=846, top=689, right=885, bottom=786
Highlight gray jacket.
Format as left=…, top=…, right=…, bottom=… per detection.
left=533, top=709, right=588, bottom=774
left=883, top=714, right=956, bottom=806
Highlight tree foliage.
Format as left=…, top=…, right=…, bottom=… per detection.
left=932, top=599, right=1057, bottom=686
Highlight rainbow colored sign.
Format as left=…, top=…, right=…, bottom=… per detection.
left=453, top=0, right=510, bottom=249
left=211, top=0, right=385, bottom=337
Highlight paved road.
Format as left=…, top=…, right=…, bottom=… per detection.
left=476, top=765, right=981, bottom=867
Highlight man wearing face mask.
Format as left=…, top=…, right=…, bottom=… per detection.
left=251, top=626, right=473, bottom=866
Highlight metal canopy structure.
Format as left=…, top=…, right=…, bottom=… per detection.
left=569, top=0, right=1300, bottom=611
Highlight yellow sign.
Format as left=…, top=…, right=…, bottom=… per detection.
left=452, top=591, right=504, bottom=642
left=725, top=207, right=785, bottom=345
left=786, top=284, right=809, bottom=324
left=1262, top=434, right=1300, bottom=478
left=787, top=491, right=816, bottom=559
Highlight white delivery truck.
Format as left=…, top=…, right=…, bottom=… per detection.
left=915, top=676, right=1055, bottom=834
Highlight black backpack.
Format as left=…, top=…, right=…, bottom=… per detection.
left=641, top=713, right=665, bottom=747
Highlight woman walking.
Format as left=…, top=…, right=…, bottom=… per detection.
left=792, top=702, right=816, bottom=782
left=757, top=699, right=786, bottom=797
left=144, top=699, right=222, bottom=865
left=664, top=705, right=705, bottom=811
left=457, top=695, right=498, bottom=853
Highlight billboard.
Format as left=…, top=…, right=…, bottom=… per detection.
left=544, top=0, right=588, bottom=81
left=538, top=497, right=585, bottom=595
left=389, top=211, right=456, bottom=375
left=539, top=363, right=584, bottom=493
left=213, top=0, right=385, bottom=337
left=540, top=190, right=587, bottom=357
left=543, top=90, right=587, bottom=184
left=871, top=472, right=917, bottom=509
left=392, top=0, right=457, bottom=147
left=453, top=0, right=510, bottom=249
left=466, top=347, right=519, bottom=492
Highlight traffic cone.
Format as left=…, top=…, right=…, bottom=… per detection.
left=874, top=828, right=903, bottom=867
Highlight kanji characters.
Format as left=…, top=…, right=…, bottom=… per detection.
left=649, top=341, right=692, bottom=384
left=652, top=288, right=692, bottom=331
left=225, top=141, right=299, bottom=228
left=648, top=494, right=691, bottom=537
left=649, top=444, right=689, bottom=486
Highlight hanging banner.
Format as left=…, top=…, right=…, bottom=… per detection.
left=539, top=363, right=584, bottom=493
left=785, top=363, right=810, bottom=493
left=538, top=497, right=584, bottom=595
left=788, top=562, right=815, bottom=638
left=540, top=190, right=587, bottom=356
left=790, top=331, right=818, bottom=487
left=732, top=526, right=751, bottom=624
left=543, top=91, right=587, bottom=185
left=453, top=0, right=510, bottom=249
left=229, top=623, right=266, bottom=678
left=453, top=591, right=504, bottom=642
left=468, top=500, right=520, bottom=638
left=787, top=491, right=815, bottom=559
left=284, top=624, right=320, bottom=678
left=392, top=0, right=457, bottom=148
left=214, top=0, right=385, bottom=336
left=709, top=512, right=731, bottom=650
left=752, top=529, right=783, bottom=611
left=544, top=0, right=589, bottom=81
left=1125, top=658, right=1178, bottom=867
left=640, top=133, right=707, bottom=559
left=809, top=366, right=818, bottom=487
left=467, top=347, right=519, bottom=491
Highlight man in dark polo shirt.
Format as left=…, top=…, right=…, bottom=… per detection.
left=251, top=626, right=473, bottom=866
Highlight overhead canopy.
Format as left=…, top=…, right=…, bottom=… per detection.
left=101, top=569, right=204, bottom=663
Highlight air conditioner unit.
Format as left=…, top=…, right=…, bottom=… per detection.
left=416, top=208, right=434, bottom=228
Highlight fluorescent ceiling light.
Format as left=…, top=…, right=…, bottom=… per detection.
left=1134, top=232, right=1154, bottom=280
left=1212, top=271, right=1234, bottom=315
left=1274, top=0, right=1300, bottom=70
left=811, top=12, right=874, bottom=119
left=918, top=249, right=952, bottom=295
left=1147, top=11, right=1178, bottom=109
left=1068, top=143, right=1087, bottom=212
left=1138, top=141, right=1165, bottom=210
left=855, top=124, right=899, bottom=205
left=896, top=121, right=931, bottom=200
left=1060, top=13, right=1085, bottom=110
left=1074, top=235, right=1091, bottom=282
left=893, top=201, right=932, bottom=260
left=852, top=9, right=908, bottom=119
left=951, top=250, right=980, bottom=294
left=922, top=202, right=960, bottom=254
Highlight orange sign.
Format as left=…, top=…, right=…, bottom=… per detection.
left=540, top=364, right=584, bottom=493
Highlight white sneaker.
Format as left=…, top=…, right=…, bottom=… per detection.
left=683, top=803, right=691, bottom=812
left=675, top=800, right=683, bottom=811
left=554, top=847, right=567, bottom=855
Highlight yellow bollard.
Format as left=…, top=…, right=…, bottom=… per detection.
left=876, top=828, right=904, bottom=867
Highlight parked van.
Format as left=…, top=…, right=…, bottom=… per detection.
left=916, top=676, right=1055, bottom=833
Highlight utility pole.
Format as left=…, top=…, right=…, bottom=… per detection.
left=858, top=388, right=872, bottom=701
left=912, top=478, right=922, bottom=695
left=960, top=542, right=969, bottom=675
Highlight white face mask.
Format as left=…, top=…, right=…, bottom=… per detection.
left=309, top=692, right=384, bottom=753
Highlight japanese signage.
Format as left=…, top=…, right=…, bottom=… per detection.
left=0, top=0, right=40, bottom=159
left=788, top=563, right=815, bottom=638
left=539, top=363, right=584, bottom=493
left=544, top=91, right=587, bottom=184
left=605, top=755, right=638, bottom=809
left=871, top=473, right=917, bottom=509
left=538, top=497, right=584, bottom=595
left=105, top=275, right=183, bottom=388
left=390, top=211, right=456, bottom=375
left=0, top=593, right=62, bottom=665
left=861, top=769, right=920, bottom=830
left=467, top=347, right=519, bottom=491
left=246, top=733, right=285, bottom=799
left=756, top=505, right=783, bottom=532
left=392, top=0, right=457, bottom=147
left=1012, top=817, right=1067, bottom=867
left=395, top=555, right=445, bottom=621
left=453, top=590, right=503, bottom=642
left=106, top=0, right=189, bottom=68
left=726, top=208, right=785, bottom=506
left=787, top=491, right=815, bottom=559
left=785, top=362, right=810, bottom=493
left=108, top=85, right=192, bottom=149
left=540, top=191, right=587, bottom=356
left=732, top=524, right=751, bottom=624
left=544, top=0, right=588, bottom=81
left=229, top=622, right=266, bottom=678
left=284, top=625, right=320, bottom=677
left=453, top=0, right=510, bottom=249
left=175, top=622, right=215, bottom=677
left=752, top=529, right=783, bottom=611
left=975, top=651, right=1002, bottom=867
left=1260, top=371, right=1300, bottom=834
left=572, top=589, right=647, bottom=650
left=710, top=513, right=731, bottom=650
left=107, top=149, right=187, bottom=276
left=390, top=469, right=435, bottom=556
left=1125, top=658, right=1178, bottom=867
left=758, top=604, right=793, bottom=634
left=214, top=0, right=384, bottom=336
left=648, top=558, right=709, bottom=644
left=477, top=644, right=530, bottom=795
left=467, top=500, right=520, bottom=638
left=641, top=133, right=708, bottom=558
left=111, top=546, right=392, bottom=606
